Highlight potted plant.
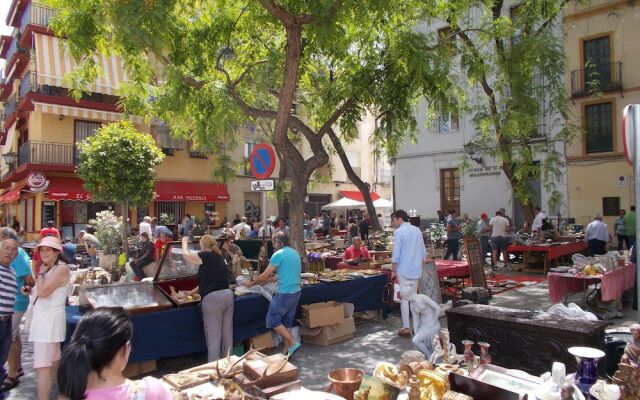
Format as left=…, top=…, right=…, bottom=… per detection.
left=89, top=210, right=123, bottom=273
left=425, top=223, right=446, bottom=258
left=461, top=220, right=479, bottom=239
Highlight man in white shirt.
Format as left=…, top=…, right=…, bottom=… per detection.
left=138, top=216, right=153, bottom=238
left=391, top=209, right=427, bottom=338
left=584, top=214, right=611, bottom=256
left=531, top=207, right=546, bottom=235
left=258, top=220, right=276, bottom=238
left=233, top=217, right=251, bottom=240
left=489, top=210, right=511, bottom=270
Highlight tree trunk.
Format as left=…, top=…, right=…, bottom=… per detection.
left=326, top=128, right=381, bottom=231
left=288, top=173, right=308, bottom=271
left=277, top=151, right=288, bottom=218
left=122, top=200, right=129, bottom=257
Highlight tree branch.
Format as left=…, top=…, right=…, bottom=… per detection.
left=532, top=0, right=568, bottom=37
left=258, top=0, right=296, bottom=25
left=231, top=59, right=268, bottom=88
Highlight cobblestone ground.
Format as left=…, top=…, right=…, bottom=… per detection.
left=7, top=271, right=638, bottom=398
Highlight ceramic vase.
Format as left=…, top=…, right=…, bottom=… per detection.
left=478, top=342, right=491, bottom=365
left=462, top=340, right=475, bottom=372
left=568, top=347, right=605, bottom=398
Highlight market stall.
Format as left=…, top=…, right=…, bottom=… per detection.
left=547, top=263, right=637, bottom=304
left=507, top=241, right=588, bottom=274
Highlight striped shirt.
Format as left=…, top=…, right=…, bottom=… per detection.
left=0, top=264, right=16, bottom=316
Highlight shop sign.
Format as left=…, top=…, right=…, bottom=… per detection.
left=27, top=172, right=49, bottom=192
left=250, top=179, right=275, bottom=192
left=468, top=166, right=501, bottom=177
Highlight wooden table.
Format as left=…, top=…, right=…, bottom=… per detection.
left=506, top=241, right=587, bottom=274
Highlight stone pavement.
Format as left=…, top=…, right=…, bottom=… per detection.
left=6, top=275, right=639, bottom=398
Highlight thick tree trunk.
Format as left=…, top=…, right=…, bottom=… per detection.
left=288, top=173, right=308, bottom=271
left=277, top=152, right=288, bottom=218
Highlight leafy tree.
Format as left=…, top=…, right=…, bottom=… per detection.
left=433, top=0, right=573, bottom=223
left=49, top=0, right=454, bottom=255
left=77, top=121, right=165, bottom=253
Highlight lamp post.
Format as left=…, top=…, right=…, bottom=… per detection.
left=2, top=152, right=17, bottom=166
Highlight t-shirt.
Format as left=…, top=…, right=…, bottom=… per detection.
left=624, top=211, right=636, bottom=236
left=154, top=239, right=167, bottom=261
left=197, top=251, right=229, bottom=299
left=447, top=219, right=462, bottom=240
left=39, top=227, right=60, bottom=238
left=84, top=377, right=172, bottom=400
left=62, top=243, right=77, bottom=262
left=11, top=247, right=30, bottom=313
left=489, top=215, right=510, bottom=237
left=269, top=246, right=301, bottom=294
left=343, top=245, right=370, bottom=261
left=531, top=211, right=547, bottom=231
left=0, top=264, right=16, bottom=316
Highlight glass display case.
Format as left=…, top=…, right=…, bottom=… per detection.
left=153, top=241, right=201, bottom=307
left=78, top=282, right=173, bottom=314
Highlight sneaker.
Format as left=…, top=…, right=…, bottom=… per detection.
left=397, top=328, right=412, bottom=337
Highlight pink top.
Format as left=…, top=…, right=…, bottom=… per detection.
left=85, top=377, right=172, bottom=400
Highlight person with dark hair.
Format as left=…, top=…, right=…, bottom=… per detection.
left=443, top=210, right=461, bottom=260
left=246, top=232, right=301, bottom=357
left=27, top=236, right=72, bottom=400
left=0, top=234, right=19, bottom=400
left=0, top=228, right=30, bottom=393
left=489, top=210, right=511, bottom=270
left=359, top=214, right=370, bottom=240
left=39, top=221, right=60, bottom=239
left=615, top=209, right=629, bottom=251
left=624, top=205, right=636, bottom=250
left=322, top=212, right=331, bottom=237
left=180, top=235, right=233, bottom=361
left=390, top=209, right=427, bottom=338
left=275, top=217, right=289, bottom=235
left=57, top=307, right=172, bottom=400
left=62, top=238, right=77, bottom=264
left=131, top=232, right=155, bottom=280
left=584, top=214, right=611, bottom=256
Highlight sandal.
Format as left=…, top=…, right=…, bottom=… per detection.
left=17, top=367, right=24, bottom=378
left=1, top=376, right=19, bottom=391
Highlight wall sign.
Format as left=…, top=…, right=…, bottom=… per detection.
left=27, top=172, right=49, bottom=192
left=468, top=166, right=501, bottom=177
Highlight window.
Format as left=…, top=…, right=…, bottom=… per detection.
left=429, top=103, right=458, bottom=133
left=188, top=141, right=208, bottom=158
left=440, top=168, right=460, bottom=215
left=243, top=142, right=256, bottom=175
left=602, top=197, right=620, bottom=216
left=585, top=102, right=613, bottom=153
left=161, top=148, right=175, bottom=156
left=74, top=120, right=101, bottom=164
left=345, top=151, right=361, bottom=183
left=437, top=26, right=456, bottom=56
left=152, top=122, right=184, bottom=154
left=155, top=201, right=185, bottom=225
left=583, top=36, right=611, bottom=88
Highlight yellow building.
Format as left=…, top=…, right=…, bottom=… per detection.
left=564, top=0, right=638, bottom=230
left=0, top=1, right=391, bottom=239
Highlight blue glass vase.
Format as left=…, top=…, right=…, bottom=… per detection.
left=569, top=347, right=605, bottom=398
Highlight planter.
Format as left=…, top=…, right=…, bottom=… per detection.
left=98, top=253, right=117, bottom=270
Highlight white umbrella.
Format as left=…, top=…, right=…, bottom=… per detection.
left=372, top=198, right=393, bottom=209
left=321, top=197, right=364, bottom=210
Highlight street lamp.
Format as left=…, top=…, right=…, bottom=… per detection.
left=2, top=152, right=17, bottom=165
left=463, top=142, right=484, bottom=165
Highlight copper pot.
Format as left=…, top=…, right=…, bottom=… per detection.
left=328, top=368, right=364, bottom=400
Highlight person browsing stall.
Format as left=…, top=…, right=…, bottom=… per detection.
left=343, top=237, right=371, bottom=263
left=0, top=234, right=19, bottom=400
left=57, top=307, right=172, bottom=400
left=131, top=232, right=155, bottom=280
left=180, top=236, right=233, bottom=361
left=39, top=221, right=60, bottom=239
left=245, top=232, right=301, bottom=357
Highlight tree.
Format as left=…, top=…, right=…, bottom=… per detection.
left=77, top=121, right=165, bottom=253
left=49, top=0, right=454, bottom=256
left=434, top=0, right=573, bottom=223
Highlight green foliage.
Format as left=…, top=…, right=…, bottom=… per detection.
left=76, top=121, right=165, bottom=205
left=88, top=210, right=122, bottom=255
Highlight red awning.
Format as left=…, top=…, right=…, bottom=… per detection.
left=47, top=177, right=92, bottom=201
left=339, top=190, right=381, bottom=202
left=154, top=181, right=230, bottom=202
left=0, top=183, right=26, bottom=203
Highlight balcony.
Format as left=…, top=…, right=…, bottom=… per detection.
left=20, top=3, right=57, bottom=31
left=18, top=140, right=75, bottom=167
left=3, top=94, right=17, bottom=122
left=571, top=62, right=622, bottom=98
left=19, top=72, right=120, bottom=105
left=3, top=36, right=17, bottom=63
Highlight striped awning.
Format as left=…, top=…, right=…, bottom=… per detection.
left=33, top=102, right=144, bottom=124
left=34, top=33, right=128, bottom=96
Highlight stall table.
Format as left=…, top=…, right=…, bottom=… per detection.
left=547, top=263, right=637, bottom=304
left=507, top=241, right=587, bottom=274
left=66, top=274, right=388, bottom=363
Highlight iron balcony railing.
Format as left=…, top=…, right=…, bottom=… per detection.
left=20, top=3, right=58, bottom=32
left=3, top=94, right=17, bottom=121
left=18, top=140, right=75, bottom=167
left=571, top=62, right=622, bottom=97
left=19, top=72, right=119, bottom=104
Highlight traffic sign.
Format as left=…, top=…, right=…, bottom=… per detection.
left=251, top=179, right=275, bottom=192
left=623, top=104, right=639, bottom=166
left=249, top=143, right=276, bottom=179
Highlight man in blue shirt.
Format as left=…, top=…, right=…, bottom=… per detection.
left=246, top=232, right=302, bottom=357
left=391, top=209, right=427, bottom=338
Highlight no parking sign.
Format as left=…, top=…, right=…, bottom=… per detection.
left=249, top=143, right=276, bottom=180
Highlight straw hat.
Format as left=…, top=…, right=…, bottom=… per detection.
left=35, top=236, right=63, bottom=252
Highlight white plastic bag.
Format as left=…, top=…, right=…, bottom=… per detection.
left=393, top=283, right=401, bottom=303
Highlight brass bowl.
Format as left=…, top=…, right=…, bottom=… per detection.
left=328, top=368, right=364, bottom=400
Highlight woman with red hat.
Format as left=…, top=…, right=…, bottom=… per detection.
left=26, top=236, right=72, bottom=400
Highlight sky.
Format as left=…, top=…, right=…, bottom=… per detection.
left=0, top=0, right=13, bottom=70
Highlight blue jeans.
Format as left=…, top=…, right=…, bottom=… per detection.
left=0, top=317, right=13, bottom=400
left=266, top=292, right=301, bottom=329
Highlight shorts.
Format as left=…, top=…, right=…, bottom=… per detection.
left=491, top=236, right=509, bottom=252
left=266, top=292, right=301, bottom=329
left=11, top=312, right=24, bottom=341
left=33, top=342, right=61, bottom=369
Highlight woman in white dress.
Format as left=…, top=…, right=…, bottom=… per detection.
left=27, top=236, right=72, bottom=400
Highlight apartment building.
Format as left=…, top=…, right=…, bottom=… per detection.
left=564, top=0, right=638, bottom=227
left=0, top=1, right=391, bottom=239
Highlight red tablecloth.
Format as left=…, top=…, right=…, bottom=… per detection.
left=507, top=241, right=587, bottom=260
left=547, top=263, right=637, bottom=303
left=435, top=260, right=469, bottom=278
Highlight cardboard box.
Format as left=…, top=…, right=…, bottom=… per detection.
left=301, top=301, right=344, bottom=328
left=300, top=302, right=355, bottom=346
left=248, top=331, right=274, bottom=350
